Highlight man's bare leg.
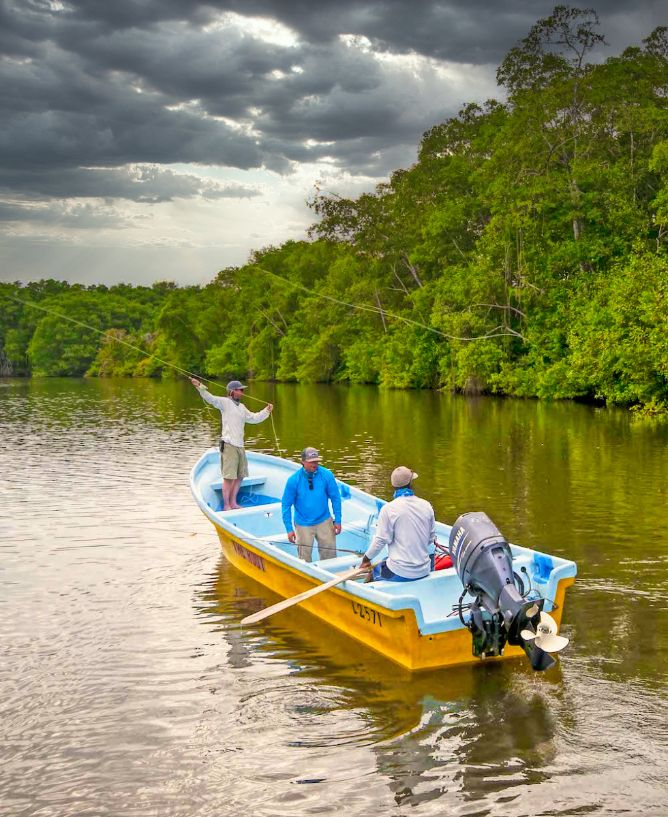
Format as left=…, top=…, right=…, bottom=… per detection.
left=222, top=479, right=235, bottom=510
left=230, top=477, right=243, bottom=509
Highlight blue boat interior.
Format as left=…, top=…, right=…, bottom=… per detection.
left=191, top=449, right=577, bottom=636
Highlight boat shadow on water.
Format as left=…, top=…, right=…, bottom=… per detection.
left=194, top=557, right=573, bottom=807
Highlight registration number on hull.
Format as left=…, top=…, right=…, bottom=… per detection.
left=351, top=601, right=383, bottom=627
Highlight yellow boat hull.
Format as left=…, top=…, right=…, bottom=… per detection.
left=213, top=520, right=575, bottom=672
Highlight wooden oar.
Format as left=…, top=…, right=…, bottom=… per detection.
left=240, top=566, right=368, bottom=626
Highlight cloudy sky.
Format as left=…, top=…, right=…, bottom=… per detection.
left=1, top=1, right=664, bottom=287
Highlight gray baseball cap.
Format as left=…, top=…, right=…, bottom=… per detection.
left=391, top=466, right=418, bottom=488
left=300, top=447, right=322, bottom=462
left=226, top=380, right=247, bottom=392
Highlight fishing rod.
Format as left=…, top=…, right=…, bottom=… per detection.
left=5, top=292, right=284, bottom=452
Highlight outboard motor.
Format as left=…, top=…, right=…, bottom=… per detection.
left=449, top=512, right=568, bottom=671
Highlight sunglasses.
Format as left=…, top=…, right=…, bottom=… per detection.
left=307, top=472, right=314, bottom=490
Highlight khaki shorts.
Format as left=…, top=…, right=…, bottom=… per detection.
left=220, top=443, right=248, bottom=480
left=295, top=519, right=337, bottom=562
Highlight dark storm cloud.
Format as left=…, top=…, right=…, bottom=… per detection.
left=15, top=1, right=661, bottom=61
left=206, top=0, right=666, bottom=59
left=0, top=199, right=132, bottom=229
left=0, top=0, right=664, bottom=217
left=0, top=166, right=259, bottom=203
left=5, top=1, right=663, bottom=65
left=1, top=38, right=266, bottom=171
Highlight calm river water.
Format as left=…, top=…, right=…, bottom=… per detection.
left=1, top=378, right=667, bottom=817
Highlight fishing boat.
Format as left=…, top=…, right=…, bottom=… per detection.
left=190, top=449, right=577, bottom=672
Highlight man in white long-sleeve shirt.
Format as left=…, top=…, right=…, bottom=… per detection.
left=191, top=378, right=273, bottom=510
left=359, top=466, right=437, bottom=582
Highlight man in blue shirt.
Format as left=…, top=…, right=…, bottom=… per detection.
left=281, top=447, right=342, bottom=562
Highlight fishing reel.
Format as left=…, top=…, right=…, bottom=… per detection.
left=449, top=512, right=568, bottom=672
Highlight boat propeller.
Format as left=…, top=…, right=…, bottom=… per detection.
left=520, top=611, right=569, bottom=654
left=449, top=512, right=569, bottom=672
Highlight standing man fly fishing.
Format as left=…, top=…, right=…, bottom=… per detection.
left=190, top=378, right=273, bottom=510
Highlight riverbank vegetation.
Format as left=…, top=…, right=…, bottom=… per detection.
left=2, top=7, right=667, bottom=411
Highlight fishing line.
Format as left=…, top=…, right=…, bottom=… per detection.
left=5, top=292, right=284, bottom=453
left=238, top=528, right=364, bottom=560
left=250, top=265, right=524, bottom=342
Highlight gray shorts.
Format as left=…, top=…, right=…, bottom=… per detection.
left=220, top=443, right=248, bottom=480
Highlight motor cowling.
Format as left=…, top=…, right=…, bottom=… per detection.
left=449, top=511, right=557, bottom=671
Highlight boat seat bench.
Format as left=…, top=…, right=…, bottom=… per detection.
left=312, top=554, right=360, bottom=571
left=210, top=475, right=267, bottom=491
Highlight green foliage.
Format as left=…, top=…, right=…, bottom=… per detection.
left=205, top=336, right=249, bottom=377
left=338, top=335, right=381, bottom=384
left=566, top=252, right=668, bottom=405
left=87, top=329, right=146, bottom=377
left=27, top=293, right=146, bottom=376
left=3, top=9, right=668, bottom=412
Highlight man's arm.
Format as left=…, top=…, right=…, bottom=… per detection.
left=190, top=378, right=227, bottom=410
left=362, top=505, right=393, bottom=564
left=326, top=472, right=342, bottom=534
left=281, top=475, right=297, bottom=542
left=243, top=403, right=273, bottom=424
